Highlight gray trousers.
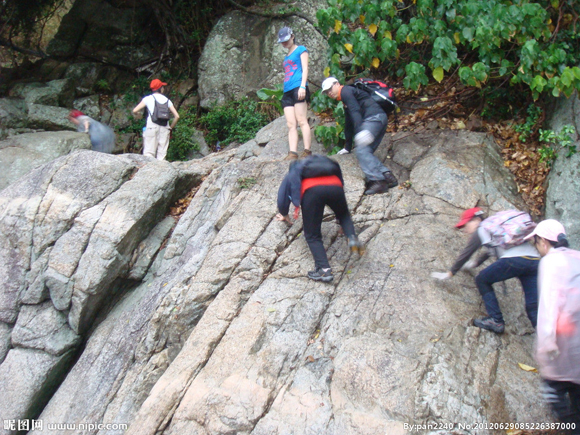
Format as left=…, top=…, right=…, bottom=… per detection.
left=353, top=113, right=390, bottom=181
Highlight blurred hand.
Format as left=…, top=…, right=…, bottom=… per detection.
left=461, top=260, right=478, bottom=271
left=297, top=87, right=306, bottom=100
left=293, top=206, right=300, bottom=220
left=548, top=349, right=560, bottom=360
left=431, top=271, right=452, bottom=281
left=336, top=148, right=350, bottom=155
left=275, top=213, right=292, bottom=225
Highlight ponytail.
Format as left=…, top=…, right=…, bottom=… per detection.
left=548, top=233, right=569, bottom=248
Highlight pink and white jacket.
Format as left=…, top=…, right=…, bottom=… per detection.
left=536, top=247, right=580, bottom=383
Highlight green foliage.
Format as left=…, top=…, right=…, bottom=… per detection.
left=167, top=106, right=200, bottom=162
left=514, top=104, right=542, bottom=142
left=313, top=100, right=346, bottom=152
left=316, top=0, right=580, bottom=99
left=122, top=76, right=152, bottom=105
left=538, top=124, right=577, bottom=164
left=198, top=98, right=269, bottom=147
left=94, top=79, right=111, bottom=93
left=238, top=177, right=257, bottom=189
left=257, top=84, right=284, bottom=115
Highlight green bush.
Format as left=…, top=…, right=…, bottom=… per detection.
left=167, top=106, right=200, bottom=162
left=316, top=0, right=580, bottom=99
left=199, top=98, right=269, bottom=147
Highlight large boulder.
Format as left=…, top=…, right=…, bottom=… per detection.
left=0, top=98, right=28, bottom=130
left=198, top=7, right=329, bottom=108
left=0, top=123, right=549, bottom=434
left=0, top=132, right=91, bottom=191
left=545, top=92, right=580, bottom=248
left=26, top=104, right=76, bottom=131
left=9, top=79, right=75, bottom=108
left=47, top=0, right=157, bottom=70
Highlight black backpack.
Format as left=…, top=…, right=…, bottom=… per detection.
left=353, top=78, right=398, bottom=115
left=301, top=155, right=343, bottom=181
left=150, top=95, right=171, bottom=126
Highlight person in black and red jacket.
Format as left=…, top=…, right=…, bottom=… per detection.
left=276, top=155, right=363, bottom=282
left=321, top=76, right=398, bottom=195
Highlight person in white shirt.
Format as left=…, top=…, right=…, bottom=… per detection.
left=525, top=220, right=580, bottom=433
left=132, top=79, right=180, bottom=160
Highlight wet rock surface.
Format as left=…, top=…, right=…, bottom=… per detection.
left=0, top=118, right=553, bottom=435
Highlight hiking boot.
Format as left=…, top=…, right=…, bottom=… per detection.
left=284, top=151, right=299, bottom=161
left=348, top=235, right=365, bottom=255
left=473, top=316, right=505, bottom=334
left=307, top=268, right=333, bottom=282
left=383, top=172, right=399, bottom=189
left=300, top=149, right=312, bottom=158
left=364, top=180, right=390, bottom=195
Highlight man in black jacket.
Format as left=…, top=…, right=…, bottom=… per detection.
left=276, top=155, right=362, bottom=282
left=321, top=77, right=398, bottom=195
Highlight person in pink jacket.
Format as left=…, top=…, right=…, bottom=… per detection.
left=524, top=219, right=580, bottom=433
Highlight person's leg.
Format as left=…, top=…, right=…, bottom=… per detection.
left=283, top=106, right=299, bottom=154
left=354, top=118, right=388, bottom=181
left=294, top=101, right=311, bottom=152
left=475, top=258, right=518, bottom=323
left=325, top=186, right=356, bottom=239
left=142, top=125, right=159, bottom=158
left=543, top=380, right=580, bottom=434
left=302, top=187, right=330, bottom=270
left=156, top=126, right=171, bottom=160
left=516, top=257, right=540, bottom=328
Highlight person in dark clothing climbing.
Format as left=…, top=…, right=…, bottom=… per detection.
left=321, top=76, right=398, bottom=195
left=276, top=155, right=362, bottom=282
left=431, top=207, right=540, bottom=333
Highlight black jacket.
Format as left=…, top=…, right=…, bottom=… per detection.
left=341, top=85, right=385, bottom=150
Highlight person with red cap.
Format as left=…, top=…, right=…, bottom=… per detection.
left=132, top=79, right=180, bottom=160
left=431, top=207, right=540, bottom=333
left=525, top=220, right=580, bottom=432
left=68, top=109, right=115, bottom=153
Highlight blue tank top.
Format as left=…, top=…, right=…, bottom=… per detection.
left=283, top=45, right=308, bottom=92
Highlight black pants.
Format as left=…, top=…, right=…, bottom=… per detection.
left=302, top=185, right=356, bottom=270
left=543, top=379, right=580, bottom=434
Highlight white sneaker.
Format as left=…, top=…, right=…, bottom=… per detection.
left=336, top=148, right=349, bottom=155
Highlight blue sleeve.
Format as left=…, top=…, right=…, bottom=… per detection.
left=277, top=175, right=292, bottom=216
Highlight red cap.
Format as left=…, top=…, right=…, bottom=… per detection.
left=455, top=207, right=484, bottom=228
left=69, top=110, right=84, bottom=118
left=150, top=79, right=167, bottom=91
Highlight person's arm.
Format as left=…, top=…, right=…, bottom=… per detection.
left=343, top=108, right=354, bottom=152
left=83, top=119, right=90, bottom=133
left=169, top=105, right=180, bottom=129
left=132, top=99, right=147, bottom=117
left=449, top=231, right=483, bottom=276
left=277, top=175, right=292, bottom=217
left=341, top=87, right=364, bottom=130
left=297, top=50, right=309, bottom=101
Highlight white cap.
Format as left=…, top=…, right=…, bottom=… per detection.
left=321, top=77, right=339, bottom=92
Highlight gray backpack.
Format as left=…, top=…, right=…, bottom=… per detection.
left=150, top=95, right=171, bottom=126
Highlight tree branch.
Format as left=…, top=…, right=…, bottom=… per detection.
left=0, top=37, right=47, bottom=58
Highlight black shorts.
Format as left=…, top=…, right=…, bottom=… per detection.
left=281, top=86, right=310, bottom=108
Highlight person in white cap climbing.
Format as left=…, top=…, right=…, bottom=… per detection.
left=321, top=76, right=398, bottom=195
left=525, top=220, right=580, bottom=433
left=277, top=26, right=312, bottom=160
left=431, top=207, right=540, bottom=334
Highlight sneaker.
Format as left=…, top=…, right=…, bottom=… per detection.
left=473, top=316, right=505, bottom=334
left=300, top=149, right=312, bottom=158
left=348, top=235, right=365, bottom=255
left=284, top=151, right=299, bottom=161
left=364, top=180, right=390, bottom=195
left=307, top=268, right=333, bottom=282
left=383, top=172, right=399, bottom=189
left=336, top=148, right=350, bottom=155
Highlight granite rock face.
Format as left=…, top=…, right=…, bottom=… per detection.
left=0, top=116, right=552, bottom=435
left=545, top=92, right=580, bottom=249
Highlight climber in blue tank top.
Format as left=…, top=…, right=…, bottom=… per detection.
left=278, top=26, right=312, bottom=160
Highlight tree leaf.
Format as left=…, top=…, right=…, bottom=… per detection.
left=334, top=20, right=342, bottom=33
left=454, top=32, right=460, bottom=44
left=372, top=57, right=380, bottom=68
left=433, top=66, right=444, bottom=83
left=344, top=43, right=353, bottom=53
left=324, top=66, right=330, bottom=77
left=384, top=30, right=392, bottom=40
left=518, top=362, right=538, bottom=372
left=369, top=23, right=378, bottom=36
